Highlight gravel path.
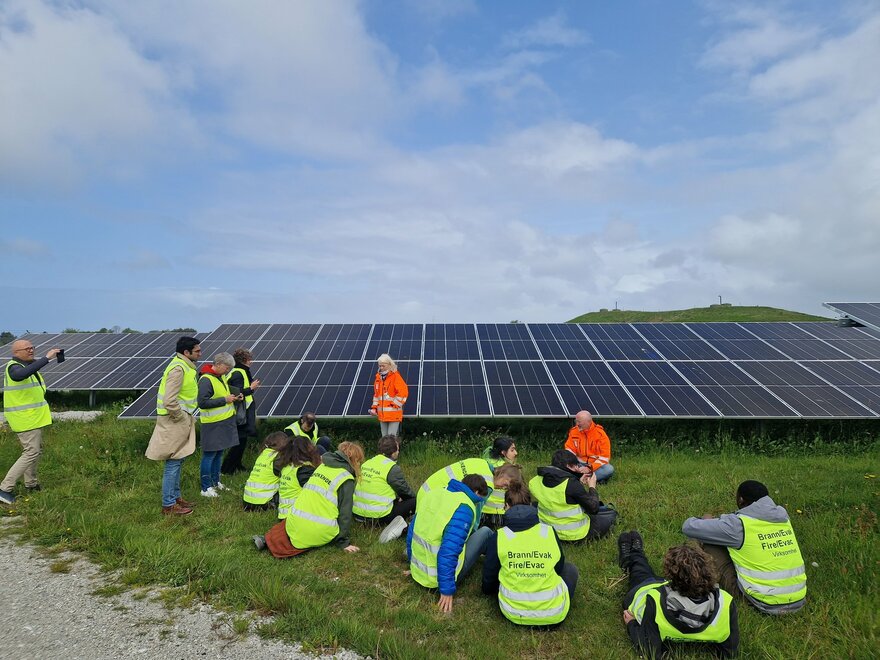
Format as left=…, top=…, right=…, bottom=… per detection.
left=0, top=524, right=361, bottom=660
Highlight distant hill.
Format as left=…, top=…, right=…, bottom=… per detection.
left=567, top=305, right=831, bottom=323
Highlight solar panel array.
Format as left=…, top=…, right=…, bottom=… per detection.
left=106, top=322, right=880, bottom=420
left=3, top=322, right=878, bottom=420
left=824, top=302, right=880, bottom=333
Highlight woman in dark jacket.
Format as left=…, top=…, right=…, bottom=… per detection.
left=197, top=353, right=241, bottom=497
left=221, top=348, right=261, bottom=475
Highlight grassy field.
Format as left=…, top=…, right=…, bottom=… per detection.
left=567, top=305, right=831, bottom=323
left=1, top=413, right=877, bottom=659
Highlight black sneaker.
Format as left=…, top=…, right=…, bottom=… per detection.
left=26, top=484, right=42, bottom=493
left=252, top=535, right=267, bottom=551
left=630, top=530, right=644, bottom=554
left=618, top=531, right=633, bottom=570
left=0, top=490, right=15, bottom=507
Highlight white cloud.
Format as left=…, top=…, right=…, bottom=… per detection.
left=0, top=238, right=50, bottom=258
left=502, top=12, right=590, bottom=50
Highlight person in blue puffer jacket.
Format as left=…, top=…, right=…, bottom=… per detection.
left=407, top=474, right=492, bottom=613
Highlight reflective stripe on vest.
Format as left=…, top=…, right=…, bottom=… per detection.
left=242, top=449, right=279, bottom=504
left=229, top=367, right=253, bottom=409
left=3, top=361, right=51, bottom=433
left=410, top=489, right=476, bottom=589
left=286, top=465, right=353, bottom=549
left=284, top=420, right=319, bottom=443
left=198, top=373, right=234, bottom=423
left=528, top=475, right=590, bottom=541
left=728, top=515, right=807, bottom=606
left=496, top=523, right=570, bottom=625
left=482, top=457, right=507, bottom=516
left=353, top=456, right=396, bottom=518
left=277, top=464, right=304, bottom=519
left=417, top=458, right=495, bottom=508
left=156, top=357, right=198, bottom=416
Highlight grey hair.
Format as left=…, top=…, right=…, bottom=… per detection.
left=377, top=353, right=397, bottom=371
left=213, top=352, right=235, bottom=368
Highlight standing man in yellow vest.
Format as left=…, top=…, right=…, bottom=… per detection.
left=352, top=435, right=416, bottom=542
left=145, top=337, right=201, bottom=516
left=682, top=480, right=807, bottom=614
left=0, top=339, right=61, bottom=507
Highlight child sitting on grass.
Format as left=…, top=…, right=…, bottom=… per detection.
left=242, top=432, right=289, bottom=511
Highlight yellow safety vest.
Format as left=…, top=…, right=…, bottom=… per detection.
left=528, top=475, right=590, bottom=541
left=156, top=356, right=198, bottom=416
left=352, top=455, right=396, bottom=518
left=285, top=420, right=319, bottom=444
left=728, top=515, right=807, bottom=606
left=497, top=523, right=570, bottom=625
left=286, top=465, right=353, bottom=549
left=3, top=360, right=51, bottom=432
left=410, top=488, right=477, bottom=589
left=242, top=448, right=279, bottom=504
left=628, top=580, right=733, bottom=644
left=278, top=464, right=306, bottom=519
left=417, top=458, right=494, bottom=508
left=482, top=456, right=508, bottom=516
left=229, top=367, right=253, bottom=409
left=198, top=373, right=234, bottom=424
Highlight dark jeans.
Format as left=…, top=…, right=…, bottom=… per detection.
left=623, top=550, right=661, bottom=606
left=586, top=507, right=618, bottom=540
left=560, top=561, right=579, bottom=596
left=355, top=497, right=416, bottom=526
left=221, top=428, right=252, bottom=474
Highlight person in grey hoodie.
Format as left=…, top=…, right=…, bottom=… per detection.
left=682, top=480, right=807, bottom=615
left=619, top=531, right=739, bottom=659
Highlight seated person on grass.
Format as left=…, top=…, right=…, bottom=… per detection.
left=242, top=432, right=289, bottom=511
left=682, top=480, right=806, bottom=615
left=352, top=435, right=417, bottom=543
left=407, top=474, right=492, bottom=613
left=481, top=480, right=577, bottom=626
left=253, top=441, right=365, bottom=556
left=619, top=531, right=739, bottom=659
left=417, top=455, right=516, bottom=514
left=528, top=450, right=617, bottom=542
left=276, top=435, right=321, bottom=519
left=564, top=410, right=614, bottom=482
left=284, top=411, right=332, bottom=454
left=480, top=436, right=520, bottom=528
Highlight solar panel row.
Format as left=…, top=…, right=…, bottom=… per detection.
left=3, top=323, right=878, bottom=419
left=824, top=302, right=880, bottom=334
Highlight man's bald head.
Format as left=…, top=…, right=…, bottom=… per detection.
left=575, top=410, right=593, bottom=430
left=11, top=340, right=36, bottom=363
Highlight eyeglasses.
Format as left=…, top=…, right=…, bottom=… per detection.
left=15, top=347, right=35, bottom=352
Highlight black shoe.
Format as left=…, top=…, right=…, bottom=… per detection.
left=253, top=535, right=267, bottom=551
left=618, top=531, right=633, bottom=570
left=630, top=530, right=644, bottom=554
left=26, top=484, right=42, bottom=492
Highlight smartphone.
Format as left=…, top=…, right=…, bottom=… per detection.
left=56, top=349, right=65, bottom=364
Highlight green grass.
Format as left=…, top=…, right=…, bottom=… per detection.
left=1, top=414, right=877, bottom=659
left=567, top=305, right=831, bottom=323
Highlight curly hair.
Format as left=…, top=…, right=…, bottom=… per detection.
left=233, top=348, right=253, bottom=364
left=663, top=544, right=718, bottom=599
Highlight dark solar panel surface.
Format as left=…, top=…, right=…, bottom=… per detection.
left=2, top=322, right=870, bottom=420
left=825, top=302, right=880, bottom=332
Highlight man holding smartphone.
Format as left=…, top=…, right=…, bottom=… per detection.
left=1, top=339, right=62, bottom=506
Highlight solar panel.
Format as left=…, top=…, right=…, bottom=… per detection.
left=634, top=324, right=725, bottom=360
left=478, top=324, right=541, bottom=360
left=423, top=324, right=480, bottom=360
left=672, top=361, right=796, bottom=417
left=420, top=360, right=490, bottom=415
left=529, top=323, right=601, bottom=360
left=93, top=357, right=168, bottom=390
left=793, top=322, right=880, bottom=359
left=686, top=324, right=789, bottom=360
left=546, top=361, right=642, bottom=416
left=304, top=324, right=371, bottom=360
left=741, top=323, right=852, bottom=360
left=580, top=324, right=664, bottom=360
left=483, top=360, right=565, bottom=416
left=824, top=302, right=880, bottom=333
left=608, top=361, right=720, bottom=416
left=365, top=324, right=423, bottom=361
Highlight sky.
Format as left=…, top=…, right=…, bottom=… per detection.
left=1, top=0, right=878, bottom=334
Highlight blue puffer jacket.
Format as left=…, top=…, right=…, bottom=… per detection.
left=407, top=479, right=485, bottom=596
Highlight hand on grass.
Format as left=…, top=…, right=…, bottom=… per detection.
left=402, top=569, right=411, bottom=576
left=438, top=595, right=454, bottom=613
left=343, top=544, right=360, bottom=553
left=623, top=610, right=635, bottom=624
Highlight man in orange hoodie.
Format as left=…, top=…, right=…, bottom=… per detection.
left=564, top=410, right=614, bottom=483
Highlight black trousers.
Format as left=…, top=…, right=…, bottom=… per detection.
left=221, top=427, right=252, bottom=474
left=623, top=550, right=660, bottom=606
left=354, top=497, right=416, bottom=526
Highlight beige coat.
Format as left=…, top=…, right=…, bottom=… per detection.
left=145, top=356, right=197, bottom=461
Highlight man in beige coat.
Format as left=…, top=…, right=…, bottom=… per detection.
left=146, top=337, right=201, bottom=515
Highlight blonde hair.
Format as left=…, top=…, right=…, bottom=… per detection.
left=337, top=441, right=365, bottom=480
left=377, top=353, right=398, bottom=372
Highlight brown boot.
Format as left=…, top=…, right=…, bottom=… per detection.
left=162, top=503, right=193, bottom=516
left=176, top=497, right=195, bottom=508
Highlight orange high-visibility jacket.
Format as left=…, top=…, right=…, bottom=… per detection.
left=564, top=422, right=611, bottom=471
left=372, top=370, right=408, bottom=422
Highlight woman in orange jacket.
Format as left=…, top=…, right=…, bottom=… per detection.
left=368, top=353, right=408, bottom=437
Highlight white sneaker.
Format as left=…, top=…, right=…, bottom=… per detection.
left=200, top=487, right=219, bottom=498
left=379, top=515, right=407, bottom=543
left=215, top=482, right=229, bottom=492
